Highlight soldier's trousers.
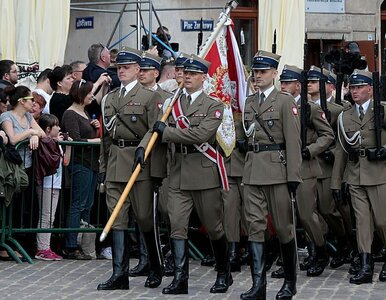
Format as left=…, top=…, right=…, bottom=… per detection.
left=168, top=186, right=224, bottom=240
left=317, top=177, right=346, bottom=237
left=296, top=177, right=325, bottom=247
left=243, top=183, right=294, bottom=244
left=221, top=176, right=244, bottom=242
left=349, top=184, right=386, bottom=253
left=106, top=180, right=154, bottom=232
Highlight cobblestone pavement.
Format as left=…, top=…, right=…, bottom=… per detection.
left=0, top=258, right=385, bottom=300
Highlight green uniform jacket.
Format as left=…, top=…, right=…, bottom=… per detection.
left=331, top=101, right=386, bottom=188
left=100, top=82, right=163, bottom=182
left=160, top=92, right=224, bottom=190
left=242, top=88, right=302, bottom=185
left=301, top=101, right=335, bottom=179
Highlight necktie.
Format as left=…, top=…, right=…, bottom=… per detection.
left=259, top=93, right=265, bottom=107
left=119, top=88, right=125, bottom=99
left=359, top=105, right=364, bottom=121
left=186, top=95, right=192, bottom=109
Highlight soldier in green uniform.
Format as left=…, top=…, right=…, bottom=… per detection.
left=97, top=48, right=164, bottom=290
left=128, top=51, right=171, bottom=278
left=331, top=70, right=386, bottom=284
left=240, top=51, right=302, bottom=300
left=281, top=65, right=334, bottom=278
left=142, top=54, right=232, bottom=295
left=308, top=67, right=353, bottom=268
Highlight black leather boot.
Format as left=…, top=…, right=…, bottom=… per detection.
left=229, top=242, right=241, bottom=272
left=349, top=254, right=361, bottom=275
left=142, top=231, right=163, bottom=288
left=240, top=235, right=250, bottom=266
left=379, top=262, right=386, bottom=281
left=300, top=241, right=316, bottom=271
left=350, top=253, right=373, bottom=284
left=265, top=236, right=280, bottom=271
left=201, top=240, right=216, bottom=267
left=330, top=235, right=350, bottom=269
left=97, top=230, right=130, bottom=290
left=210, top=235, right=233, bottom=293
left=129, top=230, right=150, bottom=277
left=276, top=239, right=297, bottom=300
left=271, top=266, right=285, bottom=279
left=307, top=244, right=329, bottom=277
left=162, top=239, right=189, bottom=294
left=240, top=242, right=266, bottom=300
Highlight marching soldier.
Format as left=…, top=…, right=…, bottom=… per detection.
left=97, top=47, right=164, bottom=290
left=240, top=51, right=302, bottom=300
left=137, top=54, right=232, bottom=294
left=281, top=65, right=335, bottom=278
left=129, top=52, right=170, bottom=278
left=312, top=68, right=354, bottom=268
left=331, top=69, right=386, bottom=284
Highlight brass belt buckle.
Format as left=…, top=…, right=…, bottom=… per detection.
left=253, top=143, right=260, bottom=152
left=117, top=139, right=125, bottom=148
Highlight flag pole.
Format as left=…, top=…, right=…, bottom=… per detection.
left=100, top=0, right=239, bottom=242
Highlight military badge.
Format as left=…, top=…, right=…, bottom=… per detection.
left=320, top=112, right=326, bottom=120
left=214, top=110, right=222, bottom=119
left=267, top=120, right=274, bottom=127
left=157, top=102, right=163, bottom=110
left=131, top=115, right=137, bottom=122
left=292, top=106, right=298, bottom=115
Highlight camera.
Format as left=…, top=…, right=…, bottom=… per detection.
left=325, top=42, right=367, bottom=75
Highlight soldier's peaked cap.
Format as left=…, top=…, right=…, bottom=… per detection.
left=139, top=52, right=162, bottom=70
left=252, top=50, right=281, bottom=70
left=307, top=65, right=328, bottom=81
left=349, top=69, right=373, bottom=86
left=116, top=47, right=142, bottom=65
left=183, top=54, right=211, bottom=73
left=175, top=52, right=190, bottom=68
left=280, top=65, right=304, bottom=82
left=326, top=71, right=337, bottom=85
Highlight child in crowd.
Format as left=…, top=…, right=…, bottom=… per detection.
left=35, top=114, right=71, bottom=261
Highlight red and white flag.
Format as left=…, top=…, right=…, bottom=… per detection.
left=203, top=20, right=247, bottom=157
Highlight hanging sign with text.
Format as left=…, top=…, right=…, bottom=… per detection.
left=181, top=19, right=214, bottom=32
left=305, top=0, right=345, bottom=13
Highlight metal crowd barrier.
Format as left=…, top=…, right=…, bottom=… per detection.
left=0, top=139, right=204, bottom=264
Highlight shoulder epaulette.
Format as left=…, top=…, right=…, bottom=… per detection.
left=279, top=91, right=292, bottom=97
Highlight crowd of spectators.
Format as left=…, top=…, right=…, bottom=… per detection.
left=0, top=38, right=179, bottom=262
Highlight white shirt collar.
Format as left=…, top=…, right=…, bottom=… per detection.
left=260, top=85, right=275, bottom=100
left=185, top=89, right=203, bottom=105
left=327, top=96, right=333, bottom=103
left=355, top=99, right=371, bottom=115
left=152, top=84, right=158, bottom=91
left=120, top=80, right=138, bottom=96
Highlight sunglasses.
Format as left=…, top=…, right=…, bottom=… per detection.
left=79, top=79, right=86, bottom=88
left=19, top=96, right=35, bottom=102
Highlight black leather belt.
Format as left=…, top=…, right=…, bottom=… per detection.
left=248, top=143, right=286, bottom=153
left=112, top=139, right=140, bottom=148
left=348, top=148, right=368, bottom=161
left=174, top=143, right=216, bottom=154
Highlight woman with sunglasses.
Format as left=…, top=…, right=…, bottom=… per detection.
left=0, top=85, right=45, bottom=168
left=61, top=79, right=101, bottom=260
